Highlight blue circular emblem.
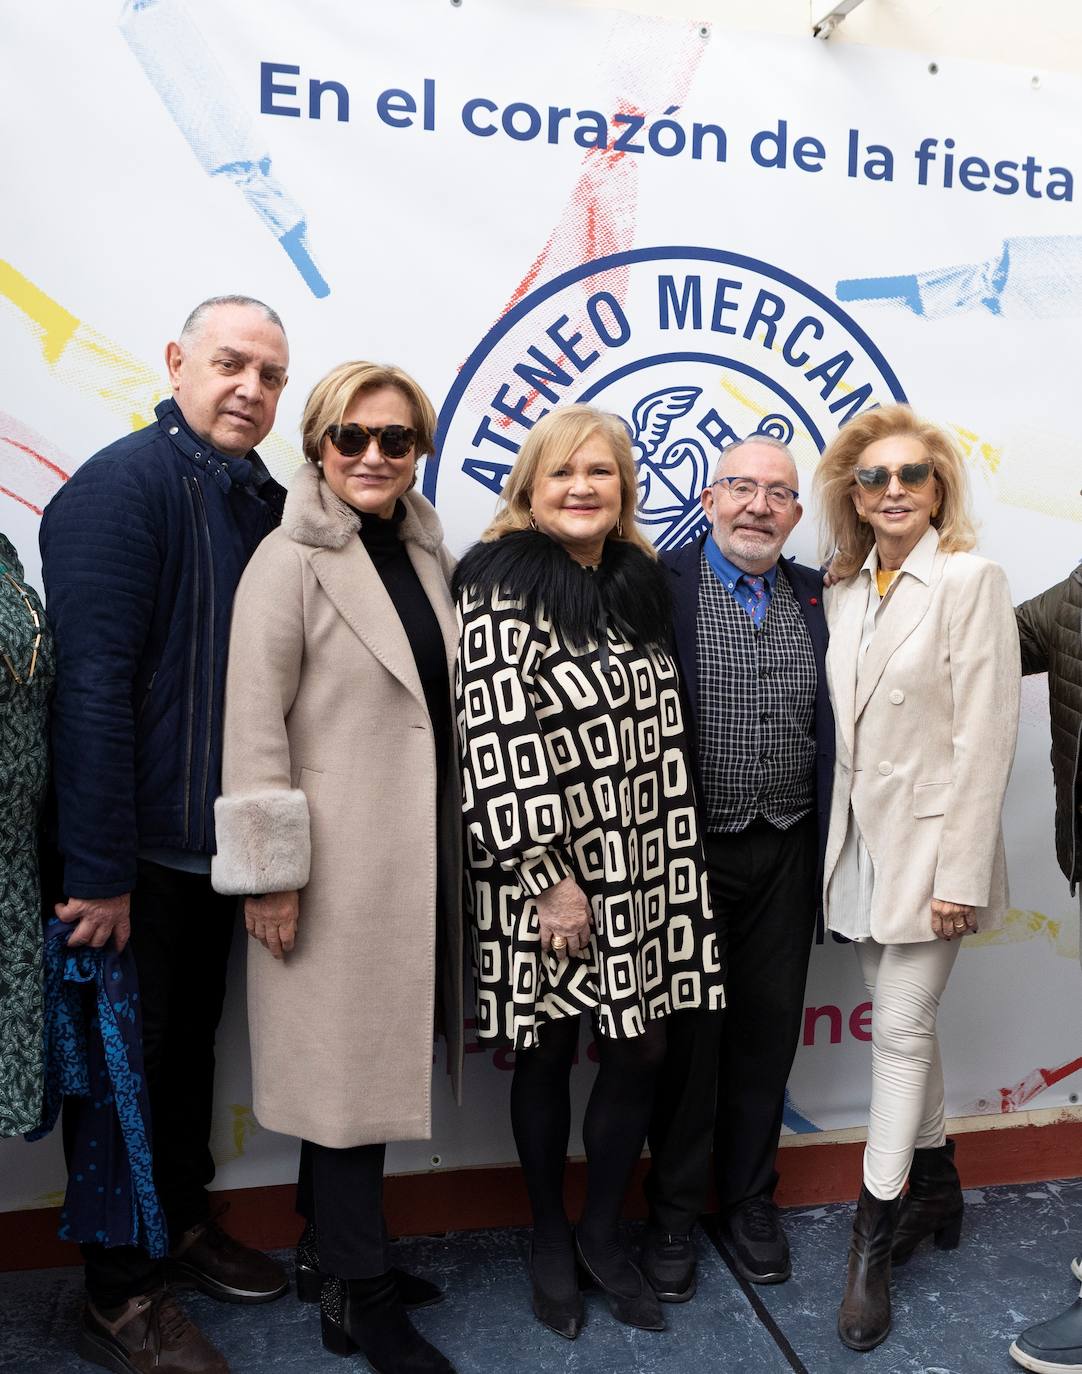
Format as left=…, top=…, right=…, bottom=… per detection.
left=428, top=246, right=907, bottom=551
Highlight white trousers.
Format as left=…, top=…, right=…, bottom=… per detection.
left=855, top=938, right=961, bottom=1200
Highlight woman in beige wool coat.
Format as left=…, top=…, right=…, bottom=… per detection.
left=212, top=361, right=462, bottom=1374
left=815, top=404, right=1020, bottom=1356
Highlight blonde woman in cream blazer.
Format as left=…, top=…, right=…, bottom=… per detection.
left=814, top=404, right=1020, bottom=1355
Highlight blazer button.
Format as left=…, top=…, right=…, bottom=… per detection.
left=877, top=761, right=893, bottom=776
left=888, top=689, right=905, bottom=704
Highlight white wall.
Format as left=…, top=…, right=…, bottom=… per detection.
left=570, top=0, right=1082, bottom=75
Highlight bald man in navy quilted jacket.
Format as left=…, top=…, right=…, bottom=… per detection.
left=40, top=296, right=290, bottom=1374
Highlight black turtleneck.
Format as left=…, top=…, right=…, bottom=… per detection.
left=358, top=504, right=450, bottom=795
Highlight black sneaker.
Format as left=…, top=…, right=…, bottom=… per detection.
left=168, top=1217, right=288, bottom=1304
left=640, top=1229, right=696, bottom=1302
left=1011, top=1297, right=1082, bottom=1371
left=723, top=1196, right=791, bottom=1284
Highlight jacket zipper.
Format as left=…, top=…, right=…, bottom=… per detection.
left=136, top=670, right=158, bottom=722
left=192, top=478, right=216, bottom=851
left=182, top=479, right=201, bottom=842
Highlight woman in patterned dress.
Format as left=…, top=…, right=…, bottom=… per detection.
left=0, top=531, right=54, bottom=1137
left=453, top=405, right=723, bottom=1339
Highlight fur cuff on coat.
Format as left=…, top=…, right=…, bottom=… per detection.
left=211, top=789, right=311, bottom=895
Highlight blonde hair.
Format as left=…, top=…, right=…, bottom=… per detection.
left=482, top=404, right=655, bottom=559
left=300, top=361, right=437, bottom=466
left=814, top=404, right=976, bottom=579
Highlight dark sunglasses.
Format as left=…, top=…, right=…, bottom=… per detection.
left=854, top=461, right=934, bottom=493
left=324, top=423, right=416, bottom=459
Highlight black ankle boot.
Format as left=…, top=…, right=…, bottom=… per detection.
left=837, top=1186, right=900, bottom=1352
left=296, top=1221, right=444, bottom=1309
left=296, top=1220, right=322, bottom=1302
left=320, top=1274, right=456, bottom=1372
left=891, top=1139, right=963, bottom=1265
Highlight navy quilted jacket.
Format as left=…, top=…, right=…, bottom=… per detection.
left=39, top=399, right=286, bottom=898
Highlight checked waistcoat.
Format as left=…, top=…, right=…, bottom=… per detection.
left=695, top=547, right=817, bottom=833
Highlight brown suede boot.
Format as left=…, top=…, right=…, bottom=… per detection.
left=891, top=1139, right=964, bottom=1265
left=837, top=1186, right=900, bottom=1352
left=78, top=1288, right=229, bottom=1373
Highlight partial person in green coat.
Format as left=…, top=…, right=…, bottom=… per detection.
left=0, top=530, right=54, bottom=1137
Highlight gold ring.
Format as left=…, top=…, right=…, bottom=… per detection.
left=551, top=936, right=568, bottom=951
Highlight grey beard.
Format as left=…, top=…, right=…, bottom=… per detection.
left=723, top=528, right=784, bottom=567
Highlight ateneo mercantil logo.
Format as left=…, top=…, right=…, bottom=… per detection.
left=428, top=247, right=907, bottom=552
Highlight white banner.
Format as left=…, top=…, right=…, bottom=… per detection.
left=2, top=0, right=1081, bottom=1209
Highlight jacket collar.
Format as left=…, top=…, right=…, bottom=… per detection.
left=0, top=532, right=24, bottom=580
left=282, top=461, right=445, bottom=554
left=155, top=398, right=276, bottom=495
left=859, top=523, right=940, bottom=586
left=282, top=464, right=454, bottom=714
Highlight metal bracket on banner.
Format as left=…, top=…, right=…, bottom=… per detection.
left=812, top=0, right=867, bottom=39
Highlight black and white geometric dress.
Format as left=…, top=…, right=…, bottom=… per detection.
left=454, top=531, right=724, bottom=1051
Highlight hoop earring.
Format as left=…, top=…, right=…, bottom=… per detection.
left=857, top=512, right=868, bottom=524
left=529, top=511, right=538, bottom=530
left=616, top=518, right=624, bottom=537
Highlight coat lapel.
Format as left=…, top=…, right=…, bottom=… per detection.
left=854, top=560, right=939, bottom=719
left=310, top=541, right=426, bottom=707
left=664, top=537, right=704, bottom=730
left=827, top=578, right=866, bottom=760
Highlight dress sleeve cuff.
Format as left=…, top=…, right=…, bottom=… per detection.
left=513, top=849, right=572, bottom=898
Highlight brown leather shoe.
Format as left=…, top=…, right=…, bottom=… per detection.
left=168, top=1216, right=288, bottom=1305
left=77, top=1288, right=229, bottom=1373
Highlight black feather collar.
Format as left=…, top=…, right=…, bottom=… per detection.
left=453, top=530, right=671, bottom=650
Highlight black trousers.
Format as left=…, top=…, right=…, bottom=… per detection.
left=72, top=861, right=236, bottom=1306
left=645, top=815, right=818, bottom=1232
left=296, top=1139, right=388, bottom=1280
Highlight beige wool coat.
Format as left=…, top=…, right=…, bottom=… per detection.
left=822, top=527, right=1021, bottom=945
left=211, top=464, right=463, bottom=1148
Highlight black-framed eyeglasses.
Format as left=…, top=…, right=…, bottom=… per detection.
left=854, top=461, right=934, bottom=493
left=325, top=423, right=416, bottom=459
left=711, top=476, right=799, bottom=511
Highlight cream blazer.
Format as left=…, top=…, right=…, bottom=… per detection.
left=822, top=527, right=1021, bottom=944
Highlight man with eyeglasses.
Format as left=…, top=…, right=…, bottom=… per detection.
left=39, top=297, right=291, bottom=1374
left=1009, top=554, right=1082, bottom=1374
left=641, top=435, right=833, bottom=1301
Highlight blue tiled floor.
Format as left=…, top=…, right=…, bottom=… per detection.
left=2, top=1180, right=1081, bottom=1372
